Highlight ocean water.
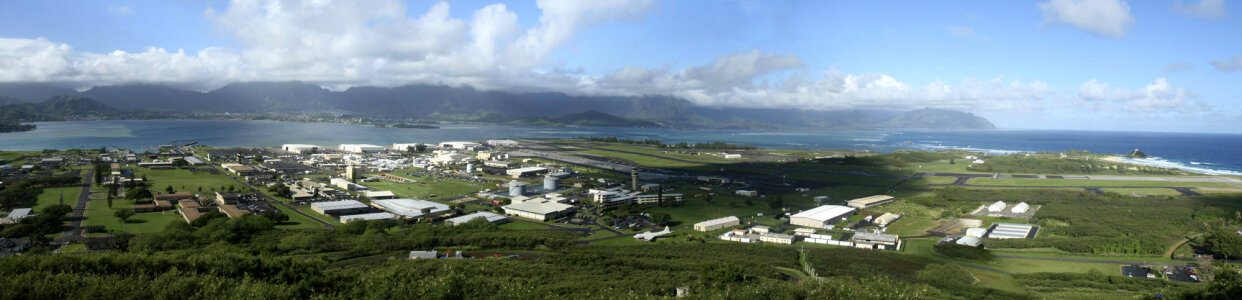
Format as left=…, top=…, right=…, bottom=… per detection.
left=2, top=120, right=1240, bottom=175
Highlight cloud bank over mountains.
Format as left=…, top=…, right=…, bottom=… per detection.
left=0, top=0, right=1225, bottom=116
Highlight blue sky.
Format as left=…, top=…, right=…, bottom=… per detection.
left=0, top=0, right=1238, bottom=133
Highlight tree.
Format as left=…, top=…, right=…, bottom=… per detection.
left=171, top=158, right=188, bottom=167
left=114, top=209, right=135, bottom=223
left=165, top=185, right=175, bottom=194
left=415, top=143, right=428, bottom=152
left=126, top=186, right=152, bottom=200
left=1203, top=229, right=1242, bottom=259
left=770, top=194, right=784, bottom=209
left=260, top=210, right=290, bottom=224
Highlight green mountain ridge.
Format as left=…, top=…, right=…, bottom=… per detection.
left=505, top=110, right=664, bottom=128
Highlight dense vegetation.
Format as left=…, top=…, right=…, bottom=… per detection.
left=0, top=120, right=35, bottom=132
left=0, top=175, right=81, bottom=210
left=1203, top=228, right=1242, bottom=259
left=968, top=152, right=1181, bottom=175
left=932, top=242, right=994, bottom=261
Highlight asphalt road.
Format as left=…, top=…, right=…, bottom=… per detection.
left=54, top=170, right=93, bottom=244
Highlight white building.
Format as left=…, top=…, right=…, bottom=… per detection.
left=310, top=200, right=371, bottom=216
left=693, top=216, right=740, bottom=232
left=330, top=178, right=363, bottom=191
left=282, top=144, right=319, bottom=154
left=445, top=211, right=509, bottom=226
left=987, top=201, right=1008, bottom=213
left=873, top=213, right=899, bottom=226
left=988, top=223, right=1034, bottom=239
left=760, top=233, right=795, bottom=244
left=340, top=212, right=397, bottom=223
left=723, top=153, right=742, bottom=159
left=790, top=205, right=856, bottom=228
left=956, top=236, right=983, bottom=247
left=370, top=199, right=451, bottom=218
left=965, top=227, right=988, bottom=238
left=502, top=198, right=574, bottom=221
left=1010, top=202, right=1030, bottom=214
left=485, top=140, right=520, bottom=147
left=438, top=141, right=483, bottom=150
left=506, top=166, right=548, bottom=177
left=735, top=190, right=759, bottom=197
left=363, top=190, right=397, bottom=200
left=339, top=144, right=385, bottom=153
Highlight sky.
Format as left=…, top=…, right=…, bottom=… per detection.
left=0, top=0, right=1239, bottom=133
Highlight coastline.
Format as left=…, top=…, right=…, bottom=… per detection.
left=1105, top=156, right=1242, bottom=176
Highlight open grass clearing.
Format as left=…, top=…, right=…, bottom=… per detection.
left=1099, top=188, right=1183, bottom=196
left=82, top=200, right=182, bottom=234
left=134, top=167, right=242, bottom=194
left=967, top=177, right=1237, bottom=188
left=35, top=187, right=81, bottom=211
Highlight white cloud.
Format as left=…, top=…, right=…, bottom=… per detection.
left=947, top=26, right=975, bottom=37
left=1039, top=0, right=1135, bottom=38
left=1172, top=0, right=1228, bottom=20
left=1211, top=55, right=1242, bottom=72
left=1076, top=78, right=1206, bottom=112
left=107, top=5, right=132, bottom=15
left=1162, top=62, right=1196, bottom=72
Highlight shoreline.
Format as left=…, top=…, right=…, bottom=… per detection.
left=1104, top=156, right=1242, bottom=176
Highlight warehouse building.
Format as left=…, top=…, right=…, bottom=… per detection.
left=311, top=200, right=372, bottom=216
left=371, top=199, right=451, bottom=219
left=363, top=190, right=397, bottom=200
left=0, top=208, right=32, bottom=224
left=873, top=213, right=900, bottom=226
left=735, top=190, right=759, bottom=197
left=340, top=212, right=397, bottom=223
left=445, top=211, right=509, bottom=226
left=485, top=140, right=520, bottom=147
left=502, top=199, right=574, bottom=221
left=987, top=223, right=1035, bottom=239
left=852, top=232, right=900, bottom=250
left=790, top=205, right=856, bottom=229
left=506, top=166, right=548, bottom=177
left=339, top=144, right=385, bottom=153
left=987, top=201, right=1007, bottom=213
left=1010, top=202, right=1030, bottom=214
left=760, top=233, right=795, bottom=245
left=438, top=141, right=483, bottom=150
left=846, top=195, right=895, bottom=209
left=693, top=216, right=740, bottom=232
left=956, top=236, right=983, bottom=247
left=282, top=144, right=319, bottom=154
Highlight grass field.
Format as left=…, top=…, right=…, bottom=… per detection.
left=499, top=220, right=553, bottom=230
left=574, top=148, right=710, bottom=170
left=785, top=172, right=904, bottom=186
left=134, top=167, right=242, bottom=194
left=276, top=208, right=327, bottom=229
left=967, top=177, right=1237, bottom=188
left=81, top=200, right=182, bottom=234
left=35, top=187, right=81, bottom=211
left=361, top=176, right=486, bottom=200
left=1099, top=188, right=1183, bottom=196
left=646, top=194, right=773, bottom=229
left=884, top=217, right=938, bottom=236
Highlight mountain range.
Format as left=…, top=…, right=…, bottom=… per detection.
left=0, top=82, right=995, bottom=130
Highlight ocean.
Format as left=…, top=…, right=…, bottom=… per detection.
left=2, top=120, right=1240, bottom=175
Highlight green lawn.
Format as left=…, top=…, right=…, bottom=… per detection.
left=276, top=208, right=327, bottom=229
left=35, top=187, right=81, bottom=211
left=785, top=172, right=903, bottom=186
left=884, top=217, right=939, bottom=236
left=573, top=149, right=714, bottom=171
left=295, top=206, right=343, bottom=226
left=134, top=167, right=242, bottom=194
left=82, top=200, right=182, bottom=234
left=1099, top=188, right=1183, bottom=196
left=967, top=177, right=1237, bottom=188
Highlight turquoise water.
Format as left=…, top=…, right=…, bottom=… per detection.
left=2, top=120, right=1240, bottom=175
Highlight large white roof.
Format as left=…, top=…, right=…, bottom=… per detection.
left=446, top=211, right=507, bottom=225
left=504, top=199, right=573, bottom=215
left=311, top=200, right=368, bottom=211
left=371, top=199, right=450, bottom=218
left=791, top=205, right=856, bottom=222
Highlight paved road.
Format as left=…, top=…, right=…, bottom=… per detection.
left=923, top=172, right=1222, bottom=196
left=216, top=167, right=337, bottom=229
left=54, top=170, right=93, bottom=244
